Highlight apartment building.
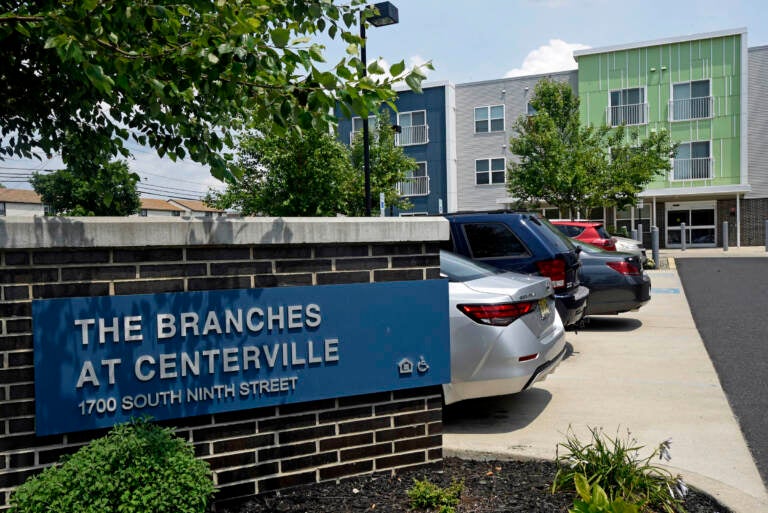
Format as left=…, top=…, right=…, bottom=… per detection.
left=575, top=28, right=752, bottom=247
left=454, top=70, right=578, bottom=213
left=336, top=82, right=456, bottom=215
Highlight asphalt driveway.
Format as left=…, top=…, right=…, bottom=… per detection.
left=676, top=258, right=768, bottom=486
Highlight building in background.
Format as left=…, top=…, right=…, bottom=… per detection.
left=0, top=189, right=45, bottom=216
left=138, top=198, right=185, bottom=217
left=336, top=82, right=456, bottom=216
left=454, top=70, right=578, bottom=214
left=167, top=198, right=226, bottom=217
left=575, top=28, right=752, bottom=248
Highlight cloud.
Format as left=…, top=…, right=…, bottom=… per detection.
left=505, top=39, right=590, bottom=78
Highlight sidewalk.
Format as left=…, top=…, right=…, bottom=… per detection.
left=442, top=267, right=768, bottom=513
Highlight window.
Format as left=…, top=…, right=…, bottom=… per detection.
left=462, top=223, right=529, bottom=259
left=397, top=162, right=429, bottom=196
left=140, top=209, right=148, bottom=217
left=526, top=102, right=537, bottom=117
left=608, top=87, right=646, bottom=126
left=556, top=225, right=585, bottom=238
left=671, top=80, right=711, bottom=121
left=474, top=105, right=504, bottom=133
left=475, top=158, right=506, bottom=185
left=0, top=202, right=5, bottom=216
left=673, top=141, right=712, bottom=180
left=396, top=110, right=428, bottom=145
left=350, top=115, right=378, bottom=144
left=171, top=211, right=181, bottom=217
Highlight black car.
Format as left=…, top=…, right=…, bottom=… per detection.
left=575, top=242, right=651, bottom=316
left=444, top=211, right=589, bottom=327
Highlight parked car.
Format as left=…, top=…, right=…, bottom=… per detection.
left=444, top=212, right=589, bottom=327
left=573, top=242, right=651, bottom=316
left=551, top=220, right=617, bottom=251
left=613, top=235, right=648, bottom=266
left=440, top=250, right=567, bottom=405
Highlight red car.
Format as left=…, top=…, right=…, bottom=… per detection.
left=551, top=220, right=617, bottom=251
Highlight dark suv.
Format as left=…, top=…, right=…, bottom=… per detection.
left=444, top=212, right=589, bottom=327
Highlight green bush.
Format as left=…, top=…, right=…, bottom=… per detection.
left=407, top=478, right=463, bottom=513
left=553, top=427, right=686, bottom=513
left=569, top=473, right=640, bottom=513
left=10, top=419, right=216, bottom=513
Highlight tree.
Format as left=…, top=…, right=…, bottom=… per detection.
left=506, top=78, right=674, bottom=216
left=349, top=109, right=415, bottom=216
left=205, top=125, right=357, bottom=216
left=0, top=1, right=430, bottom=182
left=30, top=159, right=140, bottom=216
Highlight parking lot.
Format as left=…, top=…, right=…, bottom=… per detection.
left=442, top=254, right=768, bottom=513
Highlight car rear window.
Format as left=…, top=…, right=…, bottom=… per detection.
left=462, top=222, right=530, bottom=258
left=528, top=217, right=577, bottom=252
left=595, top=225, right=612, bottom=239
left=440, top=250, right=499, bottom=282
left=554, top=224, right=584, bottom=237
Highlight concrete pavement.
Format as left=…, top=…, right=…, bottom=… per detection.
left=442, top=248, right=768, bottom=513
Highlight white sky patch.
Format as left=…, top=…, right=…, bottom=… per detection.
left=127, top=149, right=225, bottom=199
left=505, top=39, right=591, bottom=77
left=366, top=54, right=431, bottom=84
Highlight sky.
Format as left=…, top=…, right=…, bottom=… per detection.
left=3, top=0, right=767, bottom=199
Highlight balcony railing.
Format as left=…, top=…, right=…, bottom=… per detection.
left=349, top=128, right=378, bottom=145
left=607, top=103, right=648, bottom=126
left=669, top=96, right=713, bottom=121
left=395, top=125, right=429, bottom=146
left=672, top=157, right=713, bottom=181
left=396, top=176, right=430, bottom=197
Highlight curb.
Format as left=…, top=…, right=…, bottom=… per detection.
left=443, top=448, right=768, bottom=513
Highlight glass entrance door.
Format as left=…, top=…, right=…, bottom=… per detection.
left=666, top=202, right=716, bottom=247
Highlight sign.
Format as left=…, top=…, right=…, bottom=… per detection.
left=33, top=280, right=450, bottom=436
left=379, top=192, right=386, bottom=217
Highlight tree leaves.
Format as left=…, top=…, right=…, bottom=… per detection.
left=507, top=79, right=674, bottom=215
left=0, top=0, right=429, bottom=182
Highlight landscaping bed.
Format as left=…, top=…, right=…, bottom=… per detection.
left=226, top=457, right=730, bottom=513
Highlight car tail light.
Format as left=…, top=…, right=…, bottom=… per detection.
left=606, top=261, right=641, bottom=276
left=458, top=302, right=536, bottom=326
left=536, top=258, right=566, bottom=289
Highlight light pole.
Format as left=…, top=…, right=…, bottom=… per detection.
left=360, top=2, right=399, bottom=216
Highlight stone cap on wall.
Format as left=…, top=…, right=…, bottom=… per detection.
left=0, top=216, right=450, bottom=249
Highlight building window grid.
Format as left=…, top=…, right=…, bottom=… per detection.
left=672, top=141, right=713, bottom=181
left=397, top=162, right=430, bottom=197
left=607, top=87, right=648, bottom=126
left=396, top=110, right=429, bottom=146
left=670, top=80, right=712, bottom=121
left=474, top=105, right=505, bottom=133
left=0, top=202, right=5, bottom=216
left=475, top=157, right=506, bottom=185
left=350, top=115, right=378, bottom=144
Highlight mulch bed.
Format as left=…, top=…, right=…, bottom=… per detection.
left=224, top=457, right=730, bottom=512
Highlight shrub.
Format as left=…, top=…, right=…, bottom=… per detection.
left=553, top=426, right=686, bottom=513
left=407, top=478, right=463, bottom=513
left=569, top=473, right=640, bottom=513
left=10, top=418, right=216, bottom=513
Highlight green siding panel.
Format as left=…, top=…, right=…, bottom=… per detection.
left=576, top=33, right=743, bottom=191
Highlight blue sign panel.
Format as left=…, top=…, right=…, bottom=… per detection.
left=33, top=280, right=449, bottom=436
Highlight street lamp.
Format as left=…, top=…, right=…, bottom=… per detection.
left=360, top=1, right=399, bottom=216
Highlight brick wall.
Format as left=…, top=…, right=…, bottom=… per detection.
left=0, top=217, right=448, bottom=510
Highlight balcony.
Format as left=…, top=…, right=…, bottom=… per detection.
left=669, top=96, right=713, bottom=121
left=672, top=157, right=713, bottom=181
left=349, top=128, right=378, bottom=145
left=396, top=175, right=430, bottom=197
left=395, top=125, right=429, bottom=146
left=607, top=103, right=648, bottom=126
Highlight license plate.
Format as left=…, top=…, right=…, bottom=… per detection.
left=538, top=298, right=550, bottom=319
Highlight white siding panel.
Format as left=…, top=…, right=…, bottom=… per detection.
left=748, top=46, right=768, bottom=199
left=454, top=71, right=578, bottom=211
